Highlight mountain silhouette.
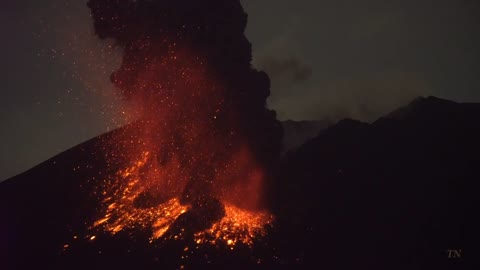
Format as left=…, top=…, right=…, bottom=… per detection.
left=272, top=96, right=480, bottom=269
left=2, top=96, right=479, bottom=269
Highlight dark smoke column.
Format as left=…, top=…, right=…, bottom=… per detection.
left=87, top=0, right=282, bottom=209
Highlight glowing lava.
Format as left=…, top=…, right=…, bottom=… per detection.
left=193, top=203, right=273, bottom=247
left=92, top=151, right=188, bottom=239
left=92, top=148, right=273, bottom=246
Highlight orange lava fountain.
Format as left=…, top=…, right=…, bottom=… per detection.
left=90, top=48, right=274, bottom=247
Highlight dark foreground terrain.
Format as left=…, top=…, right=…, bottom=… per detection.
left=1, top=96, right=479, bottom=269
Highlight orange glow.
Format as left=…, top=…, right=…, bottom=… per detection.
left=194, top=203, right=273, bottom=247
left=92, top=151, right=189, bottom=239
left=92, top=149, right=272, bottom=245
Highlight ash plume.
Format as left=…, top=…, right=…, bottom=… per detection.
left=87, top=0, right=282, bottom=224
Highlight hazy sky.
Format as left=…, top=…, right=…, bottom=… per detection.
left=1, top=0, right=480, bottom=180
left=242, top=0, right=480, bottom=120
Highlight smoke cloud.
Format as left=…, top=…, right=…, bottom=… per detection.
left=87, top=0, right=282, bottom=213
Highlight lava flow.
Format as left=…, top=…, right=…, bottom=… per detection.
left=87, top=0, right=282, bottom=249
left=92, top=148, right=273, bottom=246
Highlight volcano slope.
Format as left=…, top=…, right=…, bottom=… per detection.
left=0, top=119, right=274, bottom=269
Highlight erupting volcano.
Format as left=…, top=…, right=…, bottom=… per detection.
left=86, top=0, right=282, bottom=247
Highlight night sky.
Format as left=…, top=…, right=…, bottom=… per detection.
left=1, top=0, right=480, bottom=181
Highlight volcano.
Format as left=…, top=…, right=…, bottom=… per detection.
left=2, top=96, right=480, bottom=269
left=0, top=120, right=277, bottom=269
left=2, top=0, right=479, bottom=269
